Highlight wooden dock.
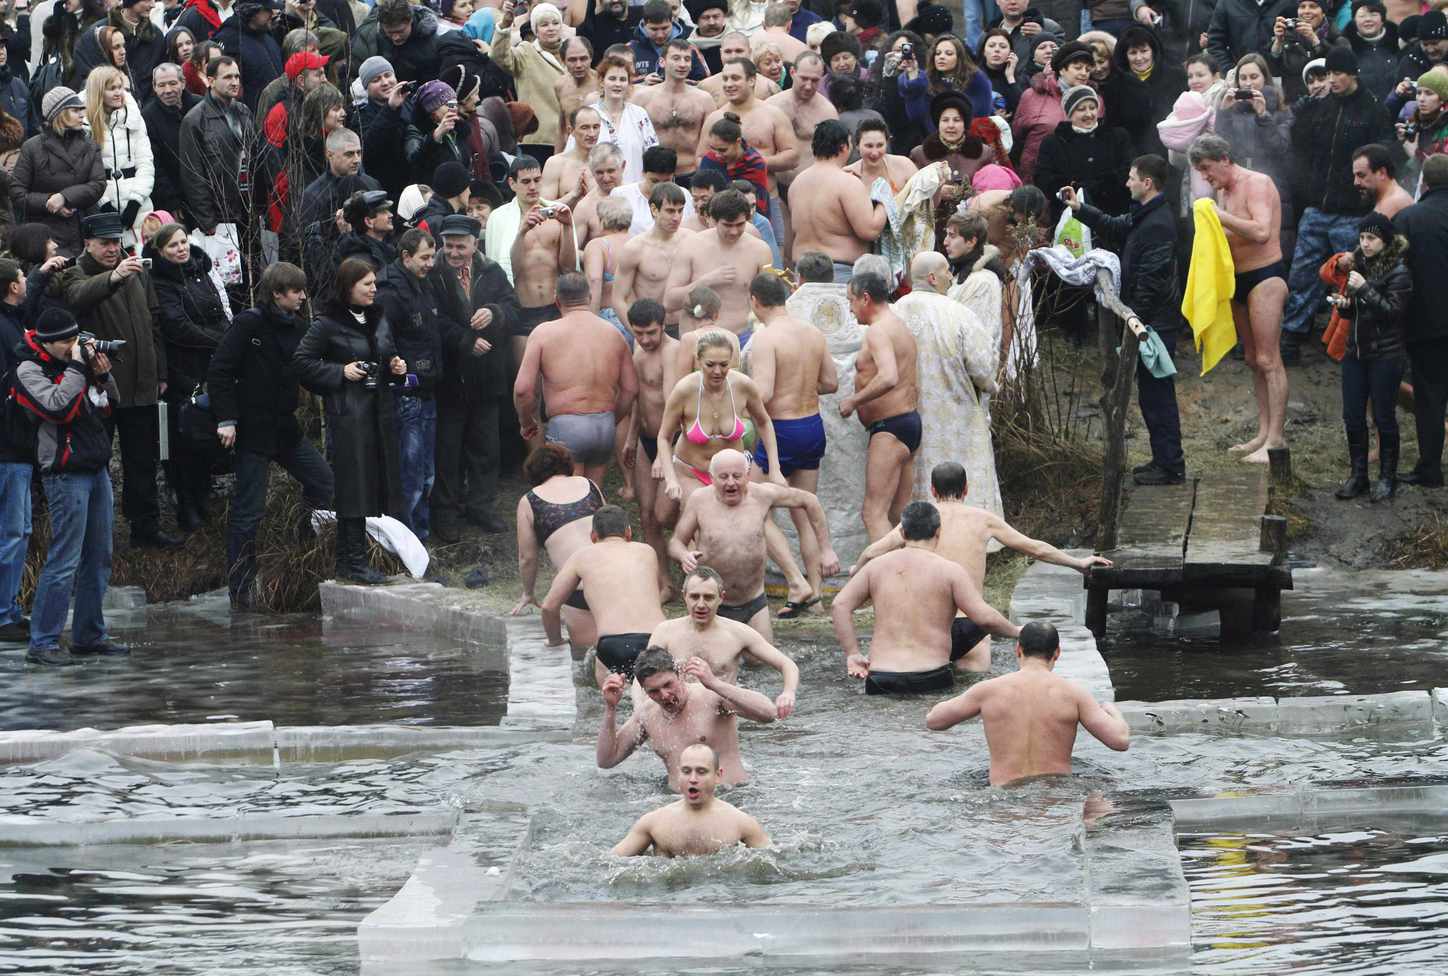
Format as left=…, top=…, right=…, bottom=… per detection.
left=1084, top=467, right=1292, bottom=638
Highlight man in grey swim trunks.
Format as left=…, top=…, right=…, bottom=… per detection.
left=514, top=272, right=640, bottom=485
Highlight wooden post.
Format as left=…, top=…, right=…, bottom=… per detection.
left=1086, top=585, right=1109, bottom=638
left=1092, top=271, right=1144, bottom=553
left=1251, top=585, right=1282, bottom=632
left=1268, top=447, right=1292, bottom=488
left=1259, top=515, right=1287, bottom=562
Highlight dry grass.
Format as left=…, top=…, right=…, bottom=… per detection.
left=1387, top=510, right=1448, bottom=570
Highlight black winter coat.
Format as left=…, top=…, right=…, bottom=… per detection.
left=10, top=128, right=105, bottom=256
left=349, top=6, right=441, bottom=84
left=207, top=302, right=316, bottom=457
left=1033, top=122, right=1134, bottom=217
left=1341, top=24, right=1400, bottom=105
left=1205, top=0, right=1295, bottom=76
left=178, top=93, right=260, bottom=233
left=142, top=92, right=203, bottom=217
left=430, top=253, right=518, bottom=404
left=292, top=302, right=403, bottom=518
left=148, top=248, right=228, bottom=394
left=1076, top=192, right=1185, bottom=333
left=404, top=118, right=475, bottom=184
left=349, top=96, right=411, bottom=200
left=336, top=232, right=399, bottom=270
left=1343, top=237, right=1412, bottom=362
left=1290, top=82, right=1394, bottom=216
left=1103, top=24, right=1184, bottom=159
left=376, top=260, right=445, bottom=398
left=1393, top=187, right=1448, bottom=346
left=214, top=17, right=284, bottom=113
left=70, top=11, right=166, bottom=104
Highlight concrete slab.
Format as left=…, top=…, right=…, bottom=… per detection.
left=0, top=810, right=459, bottom=847
left=1274, top=691, right=1434, bottom=734
left=1117, top=698, right=1280, bottom=735
left=0, top=721, right=276, bottom=763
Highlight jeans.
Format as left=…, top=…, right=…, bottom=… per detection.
left=109, top=404, right=162, bottom=536
left=1282, top=209, right=1361, bottom=337
left=1341, top=352, right=1405, bottom=439
left=227, top=439, right=333, bottom=601
left=395, top=394, right=437, bottom=539
left=1138, top=327, right=1185, bottom=475
left=30, top=469, right=113, bottom=650
left=961, top=0, right=990, bottom=49
left=0, top=462, right=31, bottom=626
left=1408, top=338, right=1448, bottom=479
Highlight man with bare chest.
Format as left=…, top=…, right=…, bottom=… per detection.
left=633, top=41, right=715, bottom=182
left=669, top=449, right=838, bottom=642
left=764, top=52, right=836, bottom=190
left=613, top=183, right=694, bottom=327
left=500, top=156, right=580, bottom=370
left=541, top=104, right=601, bottom=201
left=700, top=33, right=779, bottom=104
left=612, top=743, right=771, bottom=856
left=573, top=143, right=629, bottom=252
left=926, top=622, right=1130, bottom=785
left=623, top=299, right=678, bottom=593
left=854, top=462, right=1111, bottom=671
left=1190, top=134, right=1288, bottom=466
left=832, top=502, right=1019, bottom=695
left=788, top=120, right=887, bottom=283
left=552, top=39, right=599, bottom=156
left=649, top=566, right=801, bottom=718
left=664, top=189, right=774, bottom=341
left=699, top=60, right=798, bottom=199
left=841, top=271, right=921, bottom=541
left=597, top=648, right=778, bottom=789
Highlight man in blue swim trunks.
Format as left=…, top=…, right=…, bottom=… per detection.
left=746, top=271, right=839, bottom=612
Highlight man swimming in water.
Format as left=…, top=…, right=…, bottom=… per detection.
left=540, top=505, right=665, bottom=687
left=853, top=462, right=1113, bottom=672
left=649, top=566, right=801, bottom=719
left=832, top=500, right=1019, bottom=695
left=597, top=647, right=776, bottom=789
left=925, top=621, right=1131, bottom=786
left=611, top=743, right=771, bottom=857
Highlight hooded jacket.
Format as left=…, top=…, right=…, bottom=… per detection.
left=214, top=10, right=284, bottom=112
left=207, top=300, right=316, bottom=457
left=51, top=252, right=165, bottom=408
left=1102, top=24, right=1184, bottom=159
left=1290, top=79, right=1394, bottom=215
left=69, top=9, right=167, bottom=104
left=13, top=330, right=118, bottom=475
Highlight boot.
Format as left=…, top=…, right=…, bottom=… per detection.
left=227, top=531, right=258, bottom=611
left=1371, top=429, right=1398, bottom=503
left=1335, top=427, right=1370, bottom=499
left=337, top=518, right=385, bottom=585
left=172, top=464, right=201, bottom=533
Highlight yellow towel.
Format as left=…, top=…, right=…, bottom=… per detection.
left=1181, top=197, right=1237, bottom=374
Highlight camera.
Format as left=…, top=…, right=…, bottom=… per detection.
left=140, top=258, right=152, bottom=271
left=358, top=361, right=381, bottom=391
left=899, top=42, right=914, bottom=59
left=1403, top=121, right=1419, bottom=140
left=77, top=332, right=127, bottom=358
left=1282, top=17, right=1297, bottom=29
left=1234, top=88, right=1257, bottom=101
left=539, top=206, right=557, bottom=219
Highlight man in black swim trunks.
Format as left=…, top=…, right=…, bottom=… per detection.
left=832, top=501, right=1019, bottom=695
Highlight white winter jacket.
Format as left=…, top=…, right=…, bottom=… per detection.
left=90, top=93, right=155, bottom=243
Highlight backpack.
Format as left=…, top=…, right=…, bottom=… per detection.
left=0, top=366, right=36, bottom=463
left=28, top=60, right=64, bottom=125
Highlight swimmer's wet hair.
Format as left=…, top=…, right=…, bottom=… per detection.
left=649, top=180, right=686, bottom=209
left=556, top=271, right=592, bottom=307
left=523, top=443, right=574, bottom=485
left=685, top=565, right=725, bottom=593
left=592, top=504, right=630, bottom=539
left=694, top=329, right=736, bottom=362
left=1018, top=621, right=1060, bottom=658
left=848, top=271, right=890, bottom=303
left=900, top=500, right=941, bottom=541
left=931, top=461, right=968, bottom=499
left=633, top=646, right=677, bottom=683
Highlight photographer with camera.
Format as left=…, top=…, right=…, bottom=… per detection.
left=52, top=211, right=180, bottom=549
left=294, top=256, right=408, bottom=584
left=1397, top=71, right=1448, bottom=192
left=13, top=308, right=126, bottom=665
left=1267, top=2, right=1334, bottom=104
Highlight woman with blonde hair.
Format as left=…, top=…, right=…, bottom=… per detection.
left=83, top=65, right=153, bottom=247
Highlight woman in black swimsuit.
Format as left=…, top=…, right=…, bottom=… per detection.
left=510, top=444, right=605, bottom=649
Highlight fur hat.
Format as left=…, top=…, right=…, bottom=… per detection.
left=1051, top=40, right=1095, bottom=75
left=432, top=161, right=470, bottom=199
left=930, top=90, right=973, bottom=128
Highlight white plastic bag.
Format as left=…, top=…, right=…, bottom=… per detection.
left=1052, top=190, right=1092, bottom=258
left=190, top=223, right=243, bottom=285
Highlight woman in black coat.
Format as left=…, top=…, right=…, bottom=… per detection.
left=293, top=256, right=407, bottom=584
left=1100, top=23, right=1184, bottom=160
left=9, top=89, right=104, bottom=257
left=1033, top=86, right=1134, bottom=218
left=147, top=222, right=229, bottom=531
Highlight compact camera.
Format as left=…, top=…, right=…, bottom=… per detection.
left=1282, top=17, right=1297, bottom=29
left=1403, top=121, right=1420, bottom=140
left=899, top=42, right=914, bottom=59
left=539, top=206, right=558, bottom=219
left=1234, top=88, right=1257, bottom=101
left=358, top=361, right=381, bottom=391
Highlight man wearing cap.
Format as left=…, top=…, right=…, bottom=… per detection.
left=1204, top=0, right=1297, bottom=77
left=416, top=160, right=474, bottom=238
left=14, top=308, right=128, bottom=666
left=350, top=56, right=412, bottom=200
left=353, top=0, right=442, bottom=85
left=431, top=212, right=519, bottom=540
left=634, top=40, right=718, bottom=184
left=1282, top=45, right=1397, bottom=365
left=264, top=49, right=332, bottom=254
left=336, top=190, right=399, bottom=270
left=263, top=50, right=329, bottom=166
left=68, top=0, right=168, bottom=104
left=143, top=63, right=203, bottom=220
left=214, top=1, right=286, bottom=112
left=1401, top=10, right=1448, bottom=80
left=788, top=119, right=886, bottom=283
left=688, top=0, right=732, bottom=76
left=256, top=29, right=325, bottom=133
left=52, top=212, right=179, bottom=549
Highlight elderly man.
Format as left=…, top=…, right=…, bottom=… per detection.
left=541, top=104, right=601, bottom=201
left=514, top=273, right=638, bottom=484
left=669, top=448, right=838, bottom=641
left=788, top=119, right=886, bottom=283
left=141, top=62, right=201, bottom=218
left=833, top=500, right=1019, bottom=695
left=612, top=742, right=771, bottom=856
left=570, top=143, right=629, bottom=250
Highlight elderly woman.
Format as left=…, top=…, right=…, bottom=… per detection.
left=10, top=87, right=103, bottom=256
left=490, top=1, right=566, bottom=163
left=1034, top=84, right=1133, bottom=217
left=84, top=66, right=154, bottom=247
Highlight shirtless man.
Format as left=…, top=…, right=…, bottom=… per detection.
left=788, top=119, right=887, bottom=283
left=632, top=39, right=716, bottom=182
left=514, top=273, right=639, bottom=483
left=854, top=462, right=1112, bottom=672
left=597, top=647, right=777, bottom=788
left=505, top=156, right=581, bottom=369
left=754, top=4, right=809, bottom=64
left=553, top=39, right=599, bottom=156
left=700, top=33, right=781, bottom=104
left=649, top=566, right=801, bottom=718
left=541, top=505, right=666, bottom=686
left=764, top=51, right=836, bottom=190
left=841, top=270, right=921, bottom=541
left=573, top=143, right=629, bottom=252
left=623, top=298, right=679, bottom=593
left=746, top=272, right=837, bottom=605
left=925, top=622, right=1131, bottom=786
left=613, top=182, right=693, bottom=326
left=612, top=743, right=771, bottom=856
left=1352, top=143, right=1413, bottom=219
left=832, top=501, right=1019, bottom=695
left=542, top=104, right=601, bottom=200
left=1189, top=133, right=1287, bottom=465
left=846, top=117, right=919, bottom=194
left=664, top=189, right=774, bottom=341
left=670, top=449, right=839, bottom=641
left=699, top=60, right=798, bottom=199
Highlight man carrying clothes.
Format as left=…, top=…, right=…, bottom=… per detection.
left=1062, top=153, right=1186, bottom=485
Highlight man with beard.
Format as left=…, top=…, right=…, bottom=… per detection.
left=689, top=0, right=731, bottom=75
left=1352, top=142, right=1412, bottom=219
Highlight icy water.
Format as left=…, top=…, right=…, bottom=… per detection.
left=1102, top=568, right=1448, bottom=701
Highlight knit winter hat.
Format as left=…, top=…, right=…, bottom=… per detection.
left=358, top=56, right=394, bottom=88
left=416, top=80, right=458, bottom=116
left=41, top=87, right=83, bottom=124
left=1353, top=0, right=1387, bottom=17
left=432, top=161, right=470, bottom=198
left=820, top=31, right=862, bottom=68
left=34, top=307, right=80, bottom=343
left=1324, top=45, right=1360, bottom=75
left=1417, top=69, right=1448, bottom=103
left=1358, top=210, right=1394, bottom=242
left=1302, top=57, right=1327, bottom=84
left=1061, top=84, right=1100, bottom=116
